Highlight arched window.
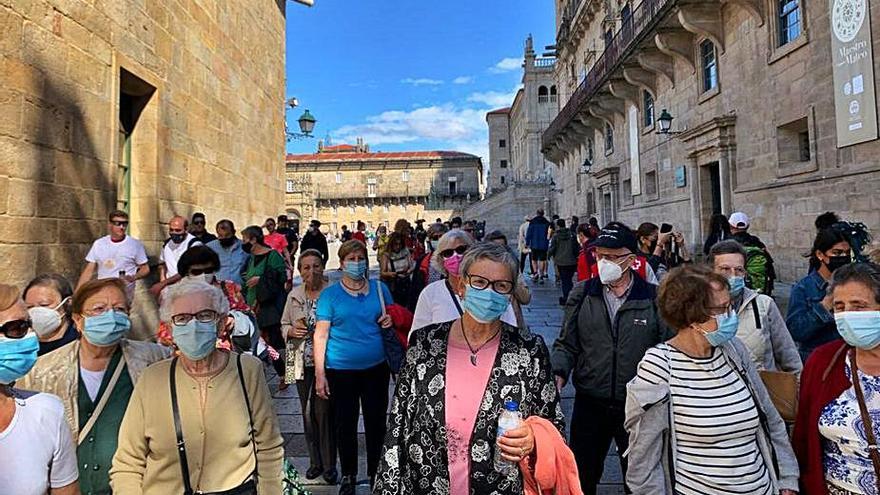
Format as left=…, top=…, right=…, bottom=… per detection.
left=538, top=85, right=549, bottom=103
left=550, top=85, right=558, bottom=103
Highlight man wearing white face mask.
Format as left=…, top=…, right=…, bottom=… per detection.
left=23, top=274, right=78, bottom=356
left=551, top=224, right=671, bottom=494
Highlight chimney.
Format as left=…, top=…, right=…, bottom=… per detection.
left=317, top=139, right=324, bottom=152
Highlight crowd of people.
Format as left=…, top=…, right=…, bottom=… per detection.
left=4, top=204, right=880, bottom=495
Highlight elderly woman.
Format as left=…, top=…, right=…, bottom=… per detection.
left=375, top=243, right=565, bottom=495
left=314, top=239, right=394, bottom=495
left=19, top=277, right=170, bottom=495
left=411, top=229, right=517, bottom=334
left=23, top=273, right=79, bottom=355
left=487, top=230, right=532, bottom=332
left=0, top=283, right=79, bottom=495
left=625, top=265, right=798, bottom=495
left=793, top=262, right=880, bottom=495
left=709, top=240, right=802, bottom=373
left=417, top=222, right=449, bottom=285
left=281, top=248, right=337, bottom=485
left=111, top=279, right=284, bottom=493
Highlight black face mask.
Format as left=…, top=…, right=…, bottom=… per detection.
left=825, top=255, right=851, bottom=273
left=219, top=237, right=236, bottom=248
left=170, top=233, right=186, bottom=244
left=242, top=242, right=253, bottom=254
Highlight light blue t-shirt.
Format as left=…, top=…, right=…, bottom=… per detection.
left=206, top=239, right=249, bottom=285
left=316, top=280, right=392, bottom=370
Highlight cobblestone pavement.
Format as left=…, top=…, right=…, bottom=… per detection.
left=269, top=266, right=626, bottom=494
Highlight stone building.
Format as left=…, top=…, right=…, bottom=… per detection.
left=542, top=0, right=880, bottom=281
left=486, top=107, right=511, bottom=193
left=286, top=141, right=484, bottom=234
left=1, top=1, right=290, bottom=335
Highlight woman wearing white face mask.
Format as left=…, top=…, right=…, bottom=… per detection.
left=0, top=283, right=80, bottom=495
left=625, top=265, right=799, bottom=495
left=111, top=279, right=284, bottom=494
left=18, top=277, right=171, bottom=495
left=23, top=273, right=78, bottom=355
left=793, top=262, right=880, bottom=495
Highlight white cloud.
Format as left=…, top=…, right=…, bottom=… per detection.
left=466, top=86, right=520, bottom=108
left=401, top=77, right=444, bottom=86
left=453, top=76, right=474, bottom=84
left=489, top=57, right=522, bottom=73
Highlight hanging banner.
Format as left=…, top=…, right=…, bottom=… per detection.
left=830, top=0, right=878, bottom=147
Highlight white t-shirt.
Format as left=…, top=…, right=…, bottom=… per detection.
left=0, top=391, right=78, bottom=494
left=80, top=367, right=106, bottom=402
left=85, top=235, right=149, bottom=280
left=410, top=279, right=517, bottom=336
left=160, top=233, right=201, bottom=277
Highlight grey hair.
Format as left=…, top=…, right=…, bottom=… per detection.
left=460, top=242, right=519, bottom=286
left=431, top=229, right=474, bottom=275
left=159, top=278, right=230, bottom=324
left=707, top=240, right=748, bottom=266
left=830, top=262, right=880, bottom=305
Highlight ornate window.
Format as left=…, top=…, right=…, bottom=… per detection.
left=779, top=0, right=801, bottom=46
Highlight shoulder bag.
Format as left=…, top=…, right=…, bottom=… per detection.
left=376, top=280, right=406, bottom=373
left=849, top=349, right=880, bottom=493
left=170, top=354, right=258, bottom=495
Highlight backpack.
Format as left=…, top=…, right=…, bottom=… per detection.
left=744, top=246, right=775, bottom=296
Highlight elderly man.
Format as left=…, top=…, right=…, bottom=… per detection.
left=205, top=219, right=249, bottom=286
left=151, top=216, right=201, bottom=296
left=552, top=225, right=670, bottom=494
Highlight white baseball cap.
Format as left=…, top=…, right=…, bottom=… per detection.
left=729, top=212, right=750, bottom=228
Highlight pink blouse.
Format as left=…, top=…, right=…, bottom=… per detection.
left=445, top=336, right=500, bottom=495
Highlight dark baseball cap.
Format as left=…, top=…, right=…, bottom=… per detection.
left=591, top=226, right=638, bottom=253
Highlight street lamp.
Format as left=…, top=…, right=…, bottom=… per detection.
left=285, top=97, right=317, bottom=141
left=579, top=157, right=592, bottom=175
left=656, top=109, right=682, bottom=135
left=297, top=110, right=316, bottom=135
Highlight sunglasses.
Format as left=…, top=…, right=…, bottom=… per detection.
left=189, top=267, right=217, bottom=276
left=440, top=245, right=468, bottom=258
left=111, top=220, right=129, bottom=227
left=0, top=319, right=31, bottom=339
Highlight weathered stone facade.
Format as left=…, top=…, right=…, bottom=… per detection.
left=461, top=182, right=551, bottom=247
left=544, top=0, right=880, bottom=282
left=486, top=108, right=511, bottom=193
left=1, top=0, right=288, bottom=288
left=286, top=144, right=483, bottom=234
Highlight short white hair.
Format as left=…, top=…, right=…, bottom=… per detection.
left=431, top=229, right=473, bottom=275
left=159, top=279, right=230, bottom=323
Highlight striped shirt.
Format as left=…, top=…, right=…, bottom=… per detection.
left=637, top=344, right=773, bottom=495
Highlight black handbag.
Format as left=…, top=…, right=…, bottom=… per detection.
left=170, top=354, right=258, bottom=495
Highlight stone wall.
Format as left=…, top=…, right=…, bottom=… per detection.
left=460, top=182, right=550, bottom=247
left=487, top=112, right=511, bottom=192
left=1, top=0, right=287, bottom=337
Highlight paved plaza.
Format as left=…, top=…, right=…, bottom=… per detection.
left=268, top=266, right=627, bottom=494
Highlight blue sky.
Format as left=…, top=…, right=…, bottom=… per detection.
left=285, top=0, right=556, bottom=159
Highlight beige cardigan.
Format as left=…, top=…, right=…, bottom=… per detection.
left=17, top=338, right=171, bottom=435
left=110, top=352, right=284, bottom=494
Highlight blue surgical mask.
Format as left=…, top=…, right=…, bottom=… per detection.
left=701, top=311, right=739, bottom=347
left=83, top=310, right=131, bottom=346
left=462, top=286, right=509, bottom=324
left=835, top=311, right=880, bottom=350
left=172, top=320, right=218, bottom=360
left=728, top=276, right=745, bottom=297
left=343, top=260, right=367, bottom=279
left=0, top=333, right=39, bottom=384
left=429, top=240, right=439, bottom=251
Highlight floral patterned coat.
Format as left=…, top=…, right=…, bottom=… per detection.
left=374, top=321, right=565, bottom=495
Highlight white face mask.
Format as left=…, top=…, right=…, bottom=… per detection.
left=598, top=258, right=626, bottom=285
left=28, top=297, right=68, bottom=338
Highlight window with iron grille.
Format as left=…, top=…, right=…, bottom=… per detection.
left=605, top=123, right=614, bottom=154
left=643, top=91, right=654, bottom=128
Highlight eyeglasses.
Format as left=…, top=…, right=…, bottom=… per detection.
left=83, top=305, right=129, bottom=317
left=188, top=267, right=217, bottom=276
left=466, top=275, right=514, bottom=295
left=110, top=220, right=129, bottom=227
left=193, top=220, right=206, bottom=225
left=595, top=252, right=633, bottom=263
left=440, top=245, right=468, bottom=258
left=0, top=319, right=31, bottom=339
left=171, top=310, right=219, bottom=326
left=709, top=304, right=733, bottom=316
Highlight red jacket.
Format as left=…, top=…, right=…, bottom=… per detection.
left=792, top=339, right=851, bottom=495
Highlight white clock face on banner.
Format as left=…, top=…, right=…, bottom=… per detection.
left=832, top=0, right=867, bottom=42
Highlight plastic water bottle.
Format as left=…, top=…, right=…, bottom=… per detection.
left=494, top=400, right=523, bottom=474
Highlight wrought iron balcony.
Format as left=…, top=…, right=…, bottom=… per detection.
left=535, top=57, right=557, bottom=68
left=543, top=0, right=674, bottom=150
